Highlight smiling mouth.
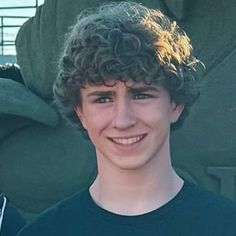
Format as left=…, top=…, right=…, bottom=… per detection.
left=110, top=134, right=146, bottom=146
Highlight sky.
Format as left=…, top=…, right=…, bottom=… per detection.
left=0, top=0, right=45, bottom=55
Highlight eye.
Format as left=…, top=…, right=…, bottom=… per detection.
left=94, top=97, right=113, bottom=103
left=133, top=93, right=154, bottom=100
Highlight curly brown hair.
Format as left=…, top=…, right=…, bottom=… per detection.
left=53, top=1, right=202, bottom=130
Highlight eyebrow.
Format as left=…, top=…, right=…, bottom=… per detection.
left=86, top=91, right=115, bottom=98
left=128, top=86, right=161, bottom=94
left=85, top=85, right=161, bottom=97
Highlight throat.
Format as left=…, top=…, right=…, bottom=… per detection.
left=89, top=173, right=184, bottom=216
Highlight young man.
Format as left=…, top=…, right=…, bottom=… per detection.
left=18, top=2, right=236, bottom=235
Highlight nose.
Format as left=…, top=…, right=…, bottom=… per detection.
left=112, top=99, right=137, bottom=130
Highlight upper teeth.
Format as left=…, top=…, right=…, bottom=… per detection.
left=111, top=135, right=144, bottom=145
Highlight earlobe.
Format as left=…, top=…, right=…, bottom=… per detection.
left=171, top=103, right=184, bottom=123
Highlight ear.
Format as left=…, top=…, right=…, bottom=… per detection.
left=74, top=106, right=87, bottom=130
left=170, top=102, right=184, bottom=124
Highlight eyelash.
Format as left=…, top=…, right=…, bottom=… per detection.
left=133, top=93, right=154, bottom=100
left=93, top=94, right=154, bottom=103
left=94, top=97, right=112, bottom=103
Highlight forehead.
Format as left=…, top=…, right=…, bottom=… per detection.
left=81, top=79, right=165, bottom=93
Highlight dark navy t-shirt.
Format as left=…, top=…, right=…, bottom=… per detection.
left=17, top=181, right=236, bottom=236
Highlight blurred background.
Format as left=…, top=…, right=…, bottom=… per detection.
left=0, top=0, right=45, bottom=63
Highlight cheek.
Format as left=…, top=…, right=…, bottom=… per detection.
left=144, top=105, right=173, bottom=124
left=84, top=114, right=109, bottom=146
left=82, top=110, right=109, bottom=134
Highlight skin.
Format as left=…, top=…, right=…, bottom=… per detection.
left=75, top=79, right=184, bottom=215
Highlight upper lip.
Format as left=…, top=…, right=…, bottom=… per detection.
left=108, top=134, right=147, bottom=139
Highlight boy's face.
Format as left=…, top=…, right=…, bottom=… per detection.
left=75, top=79, right=183, bottom=172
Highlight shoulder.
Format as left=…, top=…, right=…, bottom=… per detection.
left=17, top=189, right=87, bottom=236
left=181, top=181, right=236, bottom=234
left=183, top=181, right=236, bottom=210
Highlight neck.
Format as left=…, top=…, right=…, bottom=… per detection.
left=89, top=151, right=183, bottom=215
